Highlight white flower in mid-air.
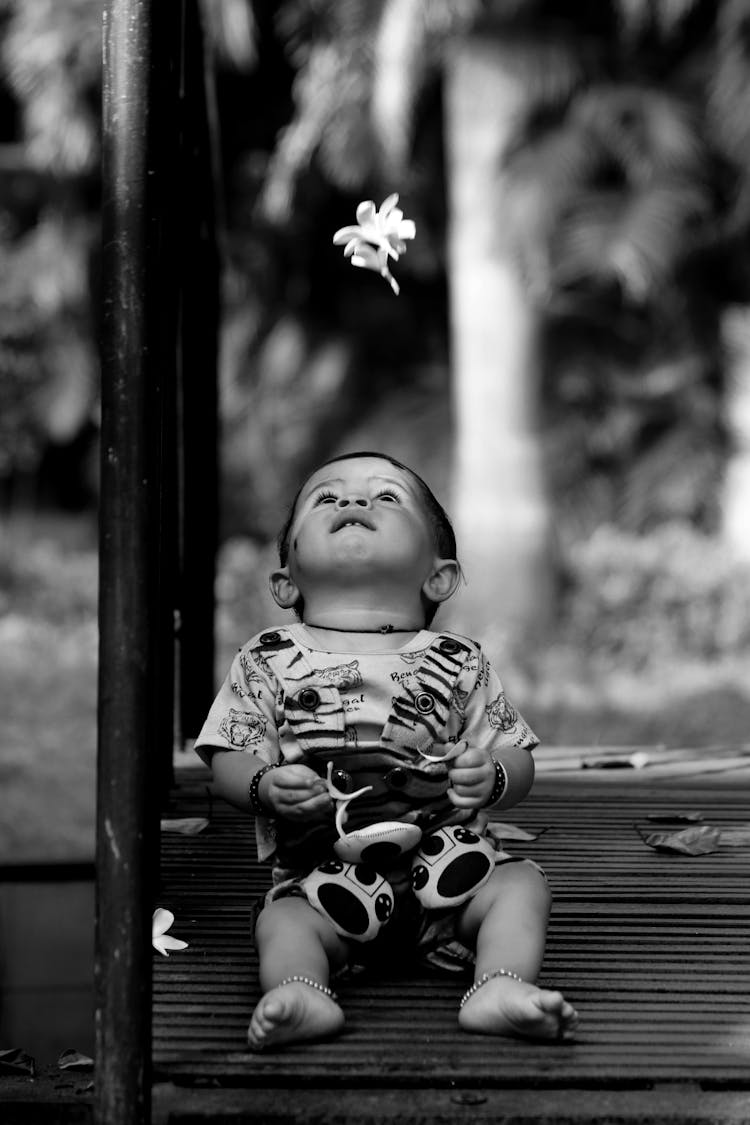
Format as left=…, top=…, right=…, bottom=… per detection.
left=333, top=194, right=416, bottom=295
left=152, top=908, right=188, bottom=956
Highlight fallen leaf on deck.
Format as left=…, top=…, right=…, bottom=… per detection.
left=582, top=751, right=650, bottom=770
left=488, top=822, right=548, bottom=843
left=717, top=827, right=750, bottom=846
left=636, top=824, right=722, bottom=855
left=645, top=812, right=704, bottom=824
left=160, top=817, right=209, bottom=835
left=0, top=1048, right=35, bottom=1076
left=57, top=1049, right=94, bottom=1071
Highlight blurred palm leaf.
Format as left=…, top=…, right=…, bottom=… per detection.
left=0, top=213, right=91, bottom=310
left=261, top=0, right=391, bottom=218
left=1, top=0, right=101, bottom=174
left=551, top=182, right=710, bottom=300
left=0, top=212, right=95, bottom=465
left=506, top=78, right=711, bottom=301
left=570, top=85, right=706, bottom=184
left=614, top=0, right=703, bottom=39
left=504, top=121, right=606, bottom=295
left=707, top=0, right=750, bottom=226
left=619, top=426, right=722, bottom=530
left=261, top=42, right=371, bottom=221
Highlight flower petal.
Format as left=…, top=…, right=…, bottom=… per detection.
left=343, top=237, right=363, bottom=257
left=355, top=200, right=376, bottom=226
left=380, top=193, right=399, bottom=216
left=383, top=207, right=404, bottom=232
left=152, top=907, right=174, bottom=938
left=397, top=219, right=416, bottom=240
left=332, top=225, right=363, bottom=245
left=351, top=245, right=382, bottom=271
left=153, top=934, right=189, bottom=957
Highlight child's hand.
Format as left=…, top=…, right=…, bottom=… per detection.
left=446, top=742, right=495, bottom=809
left=258, top=764, right=332, bottom=822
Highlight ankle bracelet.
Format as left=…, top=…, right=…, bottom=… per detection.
left=459, top=968, right=525, bottom=1009
left=278, top=975, right=338, bottom=1002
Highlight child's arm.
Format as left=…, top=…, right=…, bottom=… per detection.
left=447, top=741, right=534, bottom=811
left=210, top=749, right=331, bottom=821
left=446, top=647, right=539, bottom=812
left=195, top=636, right=332, bottom=824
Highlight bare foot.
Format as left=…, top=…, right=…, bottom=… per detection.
left=458, top=975, right=579, bottom=1041
left=247, top=981, right=345, bottom=1051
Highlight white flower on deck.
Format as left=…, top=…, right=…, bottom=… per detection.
left=332, top=194, right=416, bottom=295
left=152, top=907, right=188, bottom=956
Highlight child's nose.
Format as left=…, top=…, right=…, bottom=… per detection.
left=336, top=495, right=372, bottom=509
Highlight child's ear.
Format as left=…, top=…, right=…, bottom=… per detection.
left=422, top=559, right=461, bottom=604
left=269, top=568, right=301, bottom=610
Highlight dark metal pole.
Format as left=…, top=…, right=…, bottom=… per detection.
left=97, top=1, right=162, bottom=1120
left=178, top=0, right=220, bottom=739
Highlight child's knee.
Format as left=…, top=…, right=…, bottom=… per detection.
left=255, top=893, right=323, bottom=944
left=496, top=859, right=550, bottom=906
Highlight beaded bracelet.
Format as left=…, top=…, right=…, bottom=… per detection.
left=459, top=968, right=525, bottom=1009
left=278, top=975, right=338, bottom=1001
left=247, top=762, right=279, bottom=816
left=485, top=757, right=508, bottom=807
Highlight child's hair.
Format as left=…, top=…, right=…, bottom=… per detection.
left=276, top=451, right=458, bottom=626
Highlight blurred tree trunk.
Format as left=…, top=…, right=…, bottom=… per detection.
left=721, top=307, right=750, bottom=561
left=442, top=36, right=555, bottom=652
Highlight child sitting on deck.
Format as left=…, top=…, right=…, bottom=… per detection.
left=195, top=452, right=578, bottom=1050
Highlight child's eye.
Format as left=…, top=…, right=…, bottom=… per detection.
left=313, top=490, right=337, bottom=506
left=376, top=490, right=400, bottom=503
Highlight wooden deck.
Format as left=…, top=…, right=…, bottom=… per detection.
left=150, top=747, right=750, bottom=1124
left=3, top=747, right=749, bottom=1123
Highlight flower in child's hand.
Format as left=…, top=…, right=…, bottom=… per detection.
left=332, top=194, right=416, bottom=295
left=152, top=907, right=189, bottom=956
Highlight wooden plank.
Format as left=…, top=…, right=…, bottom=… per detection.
left=152, top=1082, right=750, bottom=1125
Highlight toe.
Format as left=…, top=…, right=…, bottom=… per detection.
left=260, top=995, right=286, bottom=1027
left=248, top=993, right=288, bottom=1047
left=538, top=989, right=565, bottom=1014
left=557, top=1003, right=579, bottom=1040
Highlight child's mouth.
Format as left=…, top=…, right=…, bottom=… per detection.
left=332, top=515, right=374, bottom=533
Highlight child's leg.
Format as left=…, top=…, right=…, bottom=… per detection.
left=455, top=860, right=579, bottom=1041
left=248, top=896, right=350, bottom=1050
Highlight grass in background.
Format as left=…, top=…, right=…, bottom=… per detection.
left=2, top=516, right=749, bottom=862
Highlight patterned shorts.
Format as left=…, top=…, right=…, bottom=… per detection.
left=257, top=850, right=546, bottom=975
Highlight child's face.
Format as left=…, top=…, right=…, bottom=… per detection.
left=281, top=456, right=442, bottom=598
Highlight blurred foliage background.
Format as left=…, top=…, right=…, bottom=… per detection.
left=2, top=0, right=750, bottom=860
